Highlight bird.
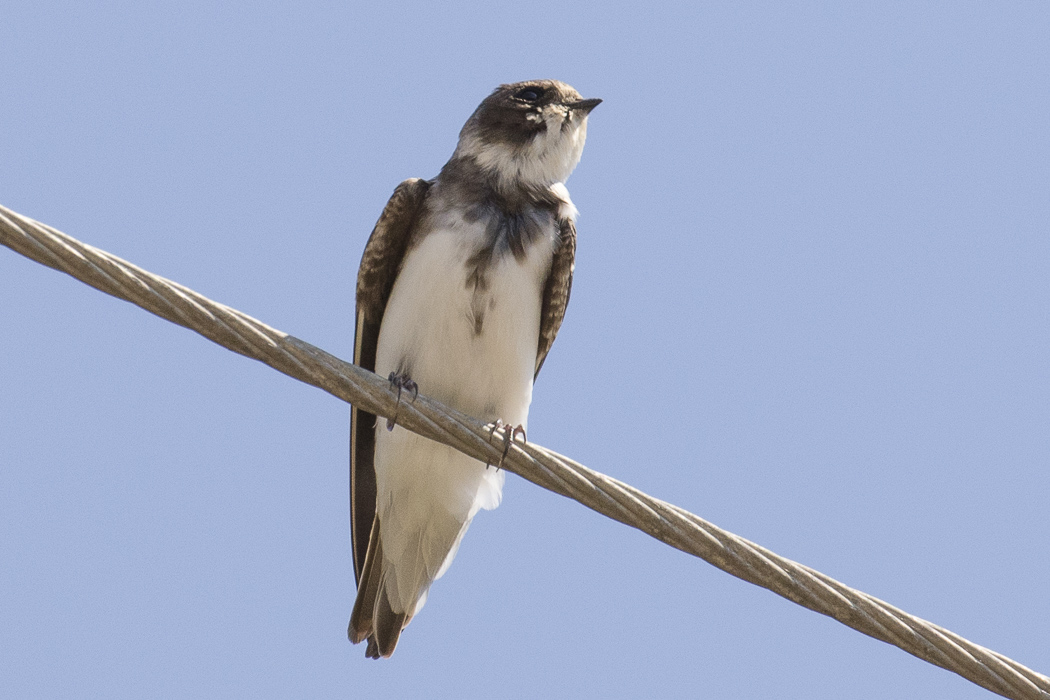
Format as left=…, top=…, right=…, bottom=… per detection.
left=348, top=80, right=600, bottom=658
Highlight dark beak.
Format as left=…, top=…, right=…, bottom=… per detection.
left=566, top=98, right=602, bottom=114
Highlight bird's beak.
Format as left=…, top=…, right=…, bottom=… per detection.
left=565, top=98, right=602, bottom=114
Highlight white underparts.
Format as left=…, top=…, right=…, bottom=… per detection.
left=370, top=205, right=566, bottom=617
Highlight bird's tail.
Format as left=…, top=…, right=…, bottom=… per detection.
left=348, top=515, right=408, bottom=658
left=348, top=511, right=472, bottom=658
left=349, top=442, right=505, bottom=658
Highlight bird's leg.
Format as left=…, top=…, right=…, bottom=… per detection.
left=485, top=420, right=527, bottom=469
left=485, top=419, right=505, bottom=468
left=386, top=371, right=419, bottom=431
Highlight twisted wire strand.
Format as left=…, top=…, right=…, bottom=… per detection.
left=1, top=202, right=1046, bottom=700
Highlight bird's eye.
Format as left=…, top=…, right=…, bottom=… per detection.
left=515, top=87, right=544, bottom=102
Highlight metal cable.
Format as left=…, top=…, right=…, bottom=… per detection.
left=2, top=203, right=1046, bottom=700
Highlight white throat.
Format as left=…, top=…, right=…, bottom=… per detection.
left=457, top=106, right=589, bottom=189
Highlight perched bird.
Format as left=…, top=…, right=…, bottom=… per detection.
left=348, top=80, right=600, bottom=658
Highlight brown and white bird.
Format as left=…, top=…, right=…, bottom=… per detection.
left=348, top=80, right=599, bottom=658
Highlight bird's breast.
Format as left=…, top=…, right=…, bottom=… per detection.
left=374, top=215, right=557, bottom=424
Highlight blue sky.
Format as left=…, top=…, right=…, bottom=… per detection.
left=1, top=2, right=1047, bottom=698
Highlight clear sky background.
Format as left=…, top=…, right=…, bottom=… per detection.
left=1, top=2, right=1047, bottom=698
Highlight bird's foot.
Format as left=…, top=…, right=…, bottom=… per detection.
left=486, top=419, right=526, bottom=469
left=386, top=371, right=418, bottom=431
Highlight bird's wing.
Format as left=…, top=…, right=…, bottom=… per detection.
left=350, top=177, right=431, bottom=584
left=535, top=215, right=577, bottom=378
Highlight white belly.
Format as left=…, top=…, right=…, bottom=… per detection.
left=371, top=220, right=556, bottom=615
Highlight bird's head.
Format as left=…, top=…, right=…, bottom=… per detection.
left=454, top=80, right=601, bottom=189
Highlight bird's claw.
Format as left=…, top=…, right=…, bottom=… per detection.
left=486, top=419, right=526, bottom=469
left=386, top=371, right=418, bottom=431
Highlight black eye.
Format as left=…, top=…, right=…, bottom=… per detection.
left=515, top=87, right=544, bottom=102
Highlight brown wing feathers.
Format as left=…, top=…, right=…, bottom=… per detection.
left=535, top=216, right=577, bottom=378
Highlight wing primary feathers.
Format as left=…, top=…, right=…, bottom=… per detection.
left=348, top=514, right=382, bottom=644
